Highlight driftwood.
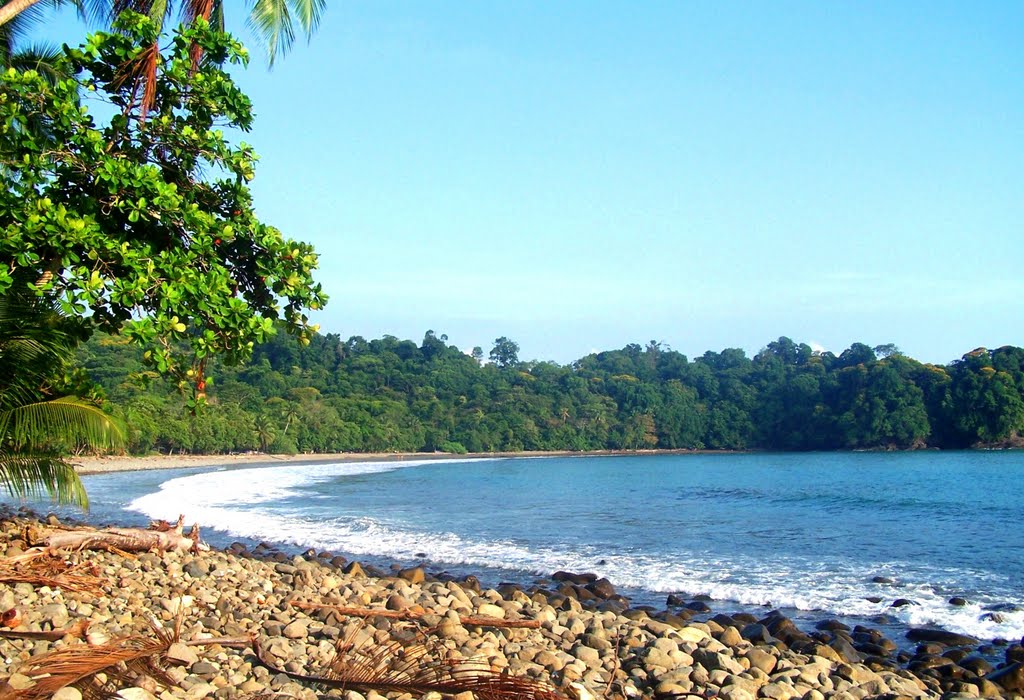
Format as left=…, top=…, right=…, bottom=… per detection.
left=289, top=601, right=542, bottom=629
left=30, top=515, right=208, bottom=554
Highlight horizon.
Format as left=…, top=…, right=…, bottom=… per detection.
left=40, top=3, right=1023, bottom=367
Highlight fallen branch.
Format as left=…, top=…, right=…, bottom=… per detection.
left=183, top=636, right=250, bottom=648
left=289, top=601, right=541, bottom=629
left=0, top=619, right=90, bottom=642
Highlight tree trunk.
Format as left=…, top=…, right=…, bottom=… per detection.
left=0, top=0, right=43, bottom=28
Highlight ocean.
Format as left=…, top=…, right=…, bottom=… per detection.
left=74, top=450, right=1024, bottom=644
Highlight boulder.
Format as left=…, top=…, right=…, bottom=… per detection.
left=552, top=571, right=597, bottom=584
left=986, top=662, right=1024, bottom=693
left=905, top=628, right=980, bottom=647
left=587, top=578, right=616, bottom=599
left=398, top=567, right=425, bottom=584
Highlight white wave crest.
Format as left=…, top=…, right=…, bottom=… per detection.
left=128, top=461, right=1024, bottom=642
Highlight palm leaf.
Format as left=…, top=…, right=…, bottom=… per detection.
left=3, top=396, right=124, bottom=450
left=0, top=452, right=89, bottom=507
left=6, top=41, right=64, bottom=82
left=286, top=0, right=323, bottom=36
left=252, top=622, right=565, bottom=700
left=247, top=0, right=294, bottom=66
left=0, top=630, right=174, bottom=699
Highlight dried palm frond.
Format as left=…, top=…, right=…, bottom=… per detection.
left=251, top=623, right=565, bottom=700
left=0, top=634, right=168, bottom=699
left=0, top=614, right=180, bottom=699
left=0, top=548, right=103, bottom=594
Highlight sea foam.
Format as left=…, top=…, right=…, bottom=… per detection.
left=127, top=458, right=1024, bottom=642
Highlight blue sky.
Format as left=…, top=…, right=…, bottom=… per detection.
left=42, top=2, right=1023, bottom=365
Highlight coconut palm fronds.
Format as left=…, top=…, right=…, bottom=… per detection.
left=0, top=548, right=103, bottom=594
left=0, top=615, right=180, bottom=700
left=251, top=623, right=565, bottom=700
left=0, top=634, right=168, bottom=699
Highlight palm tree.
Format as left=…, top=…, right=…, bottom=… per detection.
left=0, top=287, right=123, bottom=508
left=252, top=413, right=276, bottom=452
left=0, top=0, right=326, bottom=67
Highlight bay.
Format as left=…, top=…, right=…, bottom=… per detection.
left=76, top=450, right=1024, bottom=642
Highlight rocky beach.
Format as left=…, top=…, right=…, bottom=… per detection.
left=2, top=508, right=1023, bottom=700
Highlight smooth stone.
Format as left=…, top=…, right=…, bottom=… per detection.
left=760, top=683, right=799, bottom=700
left=986, top=662, right=1024, bottom=692
left=871, top=576, right=894, bottom=584
left=183, top=560, right=209, bottom=578
left=588, top=578, right=616, bottom=599
left=744, top=648, right=777, bottom=674
left=478, top=603, right=505, bottom=619
left=676, top=626, right=710, bottom=644
left=740, top=623, right=775, bottom=644
left=890, top=598, right=918, bottom=608
left=692, top=649, right=744, bottom=675
left=343, top=562, right=365, bottom=577
left=6, top=674, right=33, bottom=690
left=40, top=602, right=70, bottom=628
left=191, top=661, right=218, bottom=676
left=905, top=628, right=980, bottom=647
left=116, top=690, right=158, bottom=700
left=828, top=637, right=863, bottom=664
left=398, top=567, right=425, bottom=584
left=386, top=594, right=412, bottom=611
left=949, top=597, right=968, bottom=607
left=166, top=642, right=200, bottom=666
left=718, top=626, right=743, bottom=647
left=52, top=689, right=83, bottom=700
left=282, top=620, right=308, bottom=639
left=959, top=656, right=994, bottom=676
left=552, top=571, right=598, bottom=585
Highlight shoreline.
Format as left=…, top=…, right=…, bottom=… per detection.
left=71, top=448, right=739, bottom=475
left=3, top=512, right=1022, bottom=699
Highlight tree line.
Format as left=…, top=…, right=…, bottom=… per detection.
left=75, top=331, right=1024, bottom=455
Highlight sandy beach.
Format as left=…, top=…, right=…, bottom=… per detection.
left=70, top=449, right=688, bottom=475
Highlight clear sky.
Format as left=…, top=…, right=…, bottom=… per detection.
left=41, top=2, right=1024, bottom=365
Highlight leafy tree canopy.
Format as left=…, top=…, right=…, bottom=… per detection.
left=0, top=14, right=326, bottom=402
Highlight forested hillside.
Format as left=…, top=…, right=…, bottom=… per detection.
left=75, top=331, right=1024, bottom=455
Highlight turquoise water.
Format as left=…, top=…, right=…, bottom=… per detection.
left=77, top=451, right=1024, bottom=641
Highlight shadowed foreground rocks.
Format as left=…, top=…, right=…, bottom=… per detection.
left=0, top=513, right=1022, bottom=700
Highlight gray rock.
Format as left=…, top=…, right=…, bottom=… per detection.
left=905, top=627, right=979, bottom=647
left=828, top=637, right=863, bottom=664
left=986, top=662, right=1024, bottom=693
left=191, top=661, right=218, bottom=677
left=692, top=648, right=744, bottom=675
left=40, top=602, right=70, bottom=628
